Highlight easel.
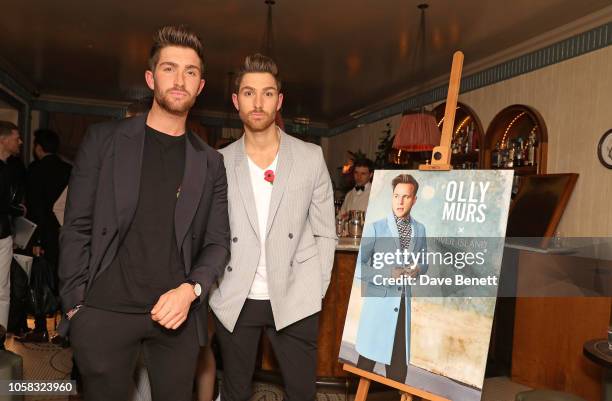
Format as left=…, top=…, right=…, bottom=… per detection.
left=343, top=50, right=464, bottom=401
left=420, top=51, right=464, bottom=172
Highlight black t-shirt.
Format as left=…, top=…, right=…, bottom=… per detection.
left=86, top=126, right=186, bottom=313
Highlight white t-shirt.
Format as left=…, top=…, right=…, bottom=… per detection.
left=246, top=155, right=278, bottom=299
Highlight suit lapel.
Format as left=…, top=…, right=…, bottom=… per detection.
left=174, top=132, right=207, bottom=250
left=114, top=115, right=146, bottom=242
left=234, top=136, right=261, bottom=241
left=265, top=130, right=293, bottom=237
left=386, top=213, right=401, bottom=251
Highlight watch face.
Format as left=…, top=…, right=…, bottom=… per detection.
left=194, top=283, right=202, bottom=297
left=598, top=130, right=612, bottom=169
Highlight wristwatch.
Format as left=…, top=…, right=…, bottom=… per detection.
left=186, top=280, right=202, bottom=297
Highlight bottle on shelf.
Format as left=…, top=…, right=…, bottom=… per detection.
left=515, top=138, right=524, bottom=167
left=492, top=142, right=501, bottom=168
left=506, top=143, right=515, bottom=168
left=526, top=131, right=537, bottom=166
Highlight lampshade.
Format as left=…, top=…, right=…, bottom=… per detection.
left=392, top=112, right=441, bottom=151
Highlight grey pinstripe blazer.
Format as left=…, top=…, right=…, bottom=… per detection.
left=209, top=129, right=337, bottom=332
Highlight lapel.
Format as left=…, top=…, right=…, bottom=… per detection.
left=265, top=129, right=293, bottom=237
left=234, top=136, right=261, bottom=242
left=386, top=213, right=401, bottom=251
left=174, top=132, right=207, bottom=249
left=114, top=115, right=146, bottom=241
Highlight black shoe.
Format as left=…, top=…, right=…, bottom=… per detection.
left=10, top=327, right=32, bottom=338
left=16, top=330, right=49, bottom=343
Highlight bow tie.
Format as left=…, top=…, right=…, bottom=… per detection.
left=355, top=185, right=366, bottom=192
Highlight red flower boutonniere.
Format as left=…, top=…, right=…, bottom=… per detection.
left=264, top=170, right=275, bottom=185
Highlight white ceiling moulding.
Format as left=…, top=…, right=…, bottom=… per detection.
left=330, top=8, right=612, bottom=136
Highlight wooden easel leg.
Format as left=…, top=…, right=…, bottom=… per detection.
left=354, top=377, right=371, bottom=401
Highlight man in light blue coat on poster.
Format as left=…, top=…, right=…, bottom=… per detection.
left=355, top=173, right=428, bottom=382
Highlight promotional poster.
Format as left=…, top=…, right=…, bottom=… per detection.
left=339, top=169, right=513, bottom=401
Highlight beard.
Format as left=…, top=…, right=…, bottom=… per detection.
left=154, top=86, right=196, bottom=115
left=239, top=109, right=277, bottom=133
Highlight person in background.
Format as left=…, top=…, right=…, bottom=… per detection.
left=17, top=129, right=71, bottom=343
left=339, top=158, right=374, bottom=219
left=0, top=121, right=26, bottom=347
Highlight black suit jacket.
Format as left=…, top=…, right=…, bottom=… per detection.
left=58, top=114, right=230, bottom=344
left=26, top=154, right=72, bottom=255
left=0, top=158, right=26, bottom=238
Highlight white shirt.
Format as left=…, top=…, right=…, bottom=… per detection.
left=340, top=182, right=371, bottom=215
left=53, top=187, right=68, bottom=226
left=246, top=155, right=278, bottom=300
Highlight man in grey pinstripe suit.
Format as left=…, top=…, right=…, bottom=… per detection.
left=209, top=54, right=336, bottom=401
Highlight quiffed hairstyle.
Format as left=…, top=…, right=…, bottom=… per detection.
left=391, top=174, right=419, bottom=194
left=234, top=53, right=282, bottom=93
left=148, top=25, right=205, bottom=73
left=34, top=129, right=60, bottom=154
left=0, top=121, right=18, bottom=138
left=353, top=158, right=374, bottom=173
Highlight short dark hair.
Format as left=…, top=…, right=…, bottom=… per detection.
left=126, top=97, right=153, bottom=117
left=0, top=121, right=18, bottom=138
left=353, top=158, right=374, bottom=173
left=149, top=25, right=205, bottom=73
left=391, top=174, right=419, bottom=194
left=234, top=53, right=282, bottom=93
left=34, top=129, right=60, bottom=154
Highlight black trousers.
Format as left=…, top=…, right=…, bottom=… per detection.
left=356, top=296, right=407, bottom=383
left=70, top=306, right=199, bottom=401
left=214, top=299, right=319, bottom=401
left=34, top=239, right=59, bottom=333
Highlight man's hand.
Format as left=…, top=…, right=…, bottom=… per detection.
left=151, top=283, right=197, bottom=330
left=392, top=267, right=406, bottom=279
left=66, top=305, right=82, bottom=320
left=32, top=246, right=45, bottom=257
left=404, top=265, right=420, bottom=278
left=391, top=266, right=420, bottom=279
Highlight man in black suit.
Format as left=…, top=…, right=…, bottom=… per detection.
left=58, top=25, right=230, bottom=401
left=0, top=121, right=25, bottom=344
left=17, top=129, right=71, bottom=343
